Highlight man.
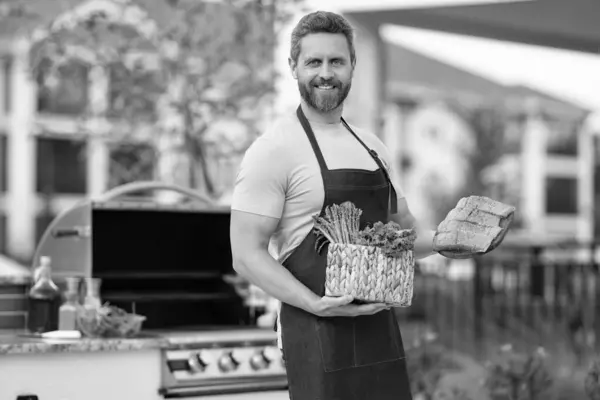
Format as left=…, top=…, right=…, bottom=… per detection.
left=230, top=10, right=511, bottom=400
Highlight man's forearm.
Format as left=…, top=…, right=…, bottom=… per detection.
left=390, top=210, right=436, bottom=259
left=233, top=250, right=320, bottom=314
left=414, top=228, right=436, bottom=259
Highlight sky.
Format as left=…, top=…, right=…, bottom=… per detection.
left=276, top=0, right=600, bottom=114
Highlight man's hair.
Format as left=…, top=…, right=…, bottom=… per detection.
left=290, top=11, right=356, bottom=66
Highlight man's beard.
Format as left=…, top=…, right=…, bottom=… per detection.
left=299, top=78, right=351, bottom=113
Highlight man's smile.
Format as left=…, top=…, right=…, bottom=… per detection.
left=315, top=84, right=336, bottom=90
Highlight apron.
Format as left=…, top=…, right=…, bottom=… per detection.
left=278, top=106, right=413, bottom=400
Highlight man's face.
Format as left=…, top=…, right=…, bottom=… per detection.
left=290, top=33, right=354, bottom=113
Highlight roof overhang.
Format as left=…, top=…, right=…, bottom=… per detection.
left=344, top=0, right=600, bottom=54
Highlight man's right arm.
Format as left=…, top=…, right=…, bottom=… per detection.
left=230, top=211, right=390, bottom=317
left=230, top=211, right=322, bottom=314
left=229, top=136, right=388, bottom=317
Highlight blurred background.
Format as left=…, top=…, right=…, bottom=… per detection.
left=1, top=0, right=600, bottom=398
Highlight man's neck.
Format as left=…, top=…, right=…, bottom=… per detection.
left=300, top=100, right=343, bottom=125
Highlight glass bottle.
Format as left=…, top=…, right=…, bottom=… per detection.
left=27, top=256, right=61, bottom=333
left=58, top=277, right=80, bottom=331
left=83, top=278, right=102, bottom=311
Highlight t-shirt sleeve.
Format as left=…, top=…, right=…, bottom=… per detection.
left=231, top=137, right=287, bottom=219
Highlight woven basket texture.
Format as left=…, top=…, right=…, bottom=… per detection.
left=325, top=243, right=414, bottom=307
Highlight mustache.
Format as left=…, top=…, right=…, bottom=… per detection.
left=311, top=78, right=342, bottom=87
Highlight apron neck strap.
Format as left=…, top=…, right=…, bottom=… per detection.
left=296, top=105, right=329, bottom=173
left=296, top=105, right=398, bottom=214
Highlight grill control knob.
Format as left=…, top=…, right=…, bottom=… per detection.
left=250, top=349, right=271, bottom=370
left=188, top=351, right=209, bottom=373
left=218, top=351, right=240, bottom=373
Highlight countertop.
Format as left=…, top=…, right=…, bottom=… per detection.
left=0, top=331, right=170, bottom=355
left=0, top=275, right=31, bottom=285
left=0, top=327, right=278, bottom=355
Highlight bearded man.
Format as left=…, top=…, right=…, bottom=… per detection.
left=230, top=10, right=513, bottom=400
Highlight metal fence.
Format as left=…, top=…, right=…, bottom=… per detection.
left=399, top=243, right=600, bottom=368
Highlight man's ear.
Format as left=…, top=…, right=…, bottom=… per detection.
left=288, top=57, right=298, bottom=80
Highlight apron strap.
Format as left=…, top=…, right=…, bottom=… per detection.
left=296, top=105, right=398, bottom=215
left=341, top=117, right=398, bottom=215
left=296, top=106, right=330, bottom=189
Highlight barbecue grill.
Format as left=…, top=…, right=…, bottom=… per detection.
left=33, top=181, right=288, bottom=399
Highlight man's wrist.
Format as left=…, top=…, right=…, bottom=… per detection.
left=414, top=228, right=436, bottom=259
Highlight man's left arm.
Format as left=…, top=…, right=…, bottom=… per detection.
left=390, top=198, right=436, bottom=260
left=369, top=134, right=437, bottom=259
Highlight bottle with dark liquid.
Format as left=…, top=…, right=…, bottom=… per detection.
left=27, top=256, right=61, bottom=333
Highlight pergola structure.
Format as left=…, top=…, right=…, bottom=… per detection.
left=340, top=0, right=600, bottom=242
left=343, top=0, right=600, bottom=132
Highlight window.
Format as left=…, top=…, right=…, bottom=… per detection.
left=3, top=57, right=11, bottom=114
left=546, top=177, right=577, bottom=214
left=0, top=134, right=6, bottom=193
left=36, top=137, right=87, bottom=194
left=108, top=142, right=156, bottom=191
left=546, top=119, right=579, bottom=156
left=37, top=59, right=89, bottom=115
left=0, top=213, right=6, bottom=255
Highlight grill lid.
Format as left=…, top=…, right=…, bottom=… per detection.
left=32, top=182, right=251, bottom=330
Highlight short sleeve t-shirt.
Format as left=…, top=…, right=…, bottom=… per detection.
left=231, top=110, right=405, bottom=263
left=230, top=110, right=405, bottom=349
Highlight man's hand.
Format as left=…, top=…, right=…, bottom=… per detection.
left=310, top=295, right=390, bottom=317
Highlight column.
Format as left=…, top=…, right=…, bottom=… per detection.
left=0, top=57, right=5, bottom=119
left=520, top=102, right=548, bottom=235
left=343, top=16, right=385, bottom=137
left=86, top=65, right=109, bottom=197
left=579, top=112, right=600, bottom=242
left=7, top=38, right=37, bottom=260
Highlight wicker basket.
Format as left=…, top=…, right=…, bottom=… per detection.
left=324, top=243, right=415, bottom=307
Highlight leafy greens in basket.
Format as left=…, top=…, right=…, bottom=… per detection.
left=312, top=201, right=416, bottom=257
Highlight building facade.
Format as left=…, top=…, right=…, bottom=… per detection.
left=378, top=43, right=592, bottom=244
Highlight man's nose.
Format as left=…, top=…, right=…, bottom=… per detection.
left=318, top=64, right=334, bottom=79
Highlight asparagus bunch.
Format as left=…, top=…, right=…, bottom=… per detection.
left=313, top=202, right=362, bottom=253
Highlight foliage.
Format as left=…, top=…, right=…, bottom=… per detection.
left=425, top=105, right=514, bottom=225
left=356, top=221, right=417, bottom=256
left=20, top=0, right=305, bottom=196
left=585, top=358, right=600, bottom=400
left=432, top=386, right=474, bottom=400
left=406, top=337, right=464, bottom=400
left=483, top=344, right=553, bottom=400
left=464, top=106, right=509, bottom=195
left=311, top=202, right=418, bottom=255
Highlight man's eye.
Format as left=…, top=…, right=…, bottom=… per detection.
left=332, top=60, right=342, bottom=66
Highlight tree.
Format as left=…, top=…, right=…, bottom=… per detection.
left=425, top=104, right=516, bottom=225
left=21, top=0, right=305, bottom=198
